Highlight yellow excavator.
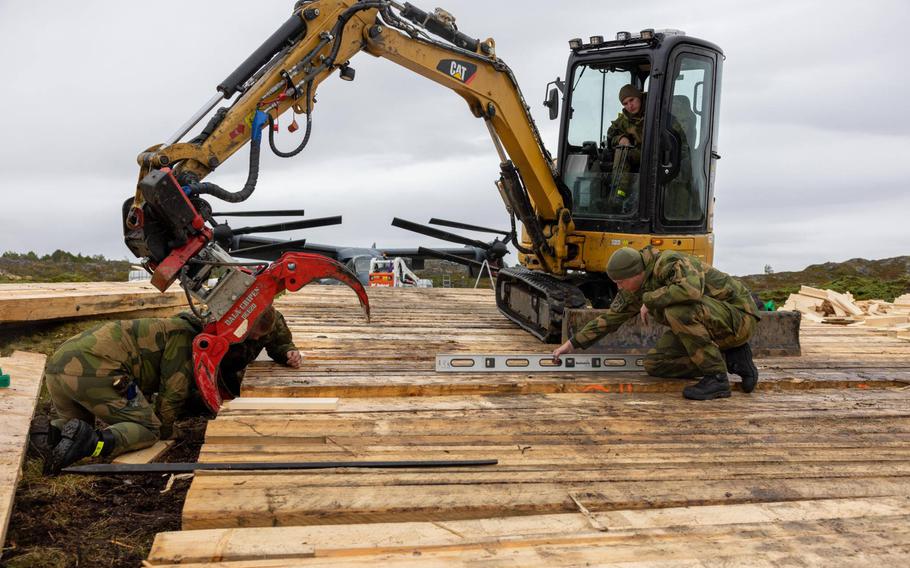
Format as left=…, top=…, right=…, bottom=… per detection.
left=124, top=0, right=799, bottom=354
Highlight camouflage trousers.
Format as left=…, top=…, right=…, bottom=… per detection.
left=44, top=372, right=161, bottom=456
left=644, top=296, right=757, bottom=378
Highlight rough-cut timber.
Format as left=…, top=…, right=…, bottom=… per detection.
left=239, top=287, right=910, bottom=397
left=0, top=351, right=45, bottom=552
left=148, top=286, right=910, bottom=566
left=0, top=281, right=184, bottom=324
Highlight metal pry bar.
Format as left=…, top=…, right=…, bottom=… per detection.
left=63, top=458, right=499, bottom=475
left=435, top=354, right=644, bottom=373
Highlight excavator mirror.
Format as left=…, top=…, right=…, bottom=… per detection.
left=545, top=88, right=559, bottom=120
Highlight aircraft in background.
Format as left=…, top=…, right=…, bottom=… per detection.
left=208, top=210, right=512, bottom=285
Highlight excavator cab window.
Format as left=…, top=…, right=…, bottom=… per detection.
left=658, top=53, right=716, bottom=224
left=562, top=60, right=650, bottom=219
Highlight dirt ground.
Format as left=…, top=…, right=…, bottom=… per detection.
left=0, top=319, right=206, bottom=568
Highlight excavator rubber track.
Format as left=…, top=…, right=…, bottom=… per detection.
left=496, top=266, right=588, bottom=343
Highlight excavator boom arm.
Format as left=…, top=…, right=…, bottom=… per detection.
left=138, top=0, right=571, bottom=271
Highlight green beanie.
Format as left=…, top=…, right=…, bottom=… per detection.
left=607, top=247, right=644, bottom=281
left=618, top=84, right=642, bottom=103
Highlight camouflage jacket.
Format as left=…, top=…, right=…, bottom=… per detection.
left=607, top=101, right=646, bottom=148
left=606, top=96, right=688, bottom=151
left=570, top=246, right=760, bottom=349
left=46, top=313, right=297, bottom=430
left=45, top=318, right=197, bottom=433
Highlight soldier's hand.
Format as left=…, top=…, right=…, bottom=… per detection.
left=640, top=304, right=649, bottom=325
left=619, top=137, right=631, bottom=147
left=285, top=350, right=303, bottom=368
left=552, top=341, right=574, bottom=362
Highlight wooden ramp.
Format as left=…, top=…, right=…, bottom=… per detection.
left=0, top=282, right=184, bottom=324
left=147, top=287, right=910, bottom=566
left=0, top=351, right=46, bottom=551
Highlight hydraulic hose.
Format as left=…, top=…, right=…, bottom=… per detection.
left=325, top=2, right=388, bottom=66
left=268, top=82, right=313, bottom=158
left=509, top=212, right=534, bottom=255
left=189, top=110, right=269, bottom=203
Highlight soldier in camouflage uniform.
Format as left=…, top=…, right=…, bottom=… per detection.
left=606, top=85, right=694, bottom=218
left=34, top=307, right=299, bottom=474
left=608, top=84, right=646, bottom=154
left=605, top=85, right=646, bottom=214
left=553, top=246, right=760, bottom=400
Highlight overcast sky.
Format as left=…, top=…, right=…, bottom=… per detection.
left=1, top=0, right=908, bottom=276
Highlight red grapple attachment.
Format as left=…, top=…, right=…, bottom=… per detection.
left=192, top=252, right=370, bottom=413
left=273, top=252, right=370, bottom=321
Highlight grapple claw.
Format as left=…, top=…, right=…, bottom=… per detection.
left=192, top=252, right=371, bottom=414
left=273, top=252, right=371, bottom=322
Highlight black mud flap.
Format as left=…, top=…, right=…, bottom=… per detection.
left=562, top=309, right=802, bottom=357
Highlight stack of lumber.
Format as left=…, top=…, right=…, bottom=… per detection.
left=144, top=287, right=910, bottom=566
left=0, top=282, right=184, bottom=324
left=782, top=286, right=910, bottom=334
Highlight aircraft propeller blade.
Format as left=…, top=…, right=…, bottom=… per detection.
left=212, top=209, right=306, bottom=217
left=428, top=218, right=510, bottom=237
left=231, top=238, right=308, bottom=257
left=392, top=218, right=490, bottom=250
left=232, top=215, right=342, bottom=236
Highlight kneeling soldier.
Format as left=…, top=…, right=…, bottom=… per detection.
left=32, top=307, right=300, bottom=474
left=553, top=246, right=760, bottom=400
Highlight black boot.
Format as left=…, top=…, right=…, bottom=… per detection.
left=723, top=342, right=759, bottom=393
left=28, top=416, right=61, bottom=460
left=683, top=373, right=731, bottom=400
left=44, top=419, right=116, bottom=475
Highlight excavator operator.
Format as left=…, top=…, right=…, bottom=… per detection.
left=605, top=84, right=647, bottom=215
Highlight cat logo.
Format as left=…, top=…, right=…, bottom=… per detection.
left=436, top=58, right=477, bottom=85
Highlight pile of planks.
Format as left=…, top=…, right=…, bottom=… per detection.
left=782, top=286, right=910, bottom=337
left=147, top=389, right=910, bottom=566
left=143, top=286, right=910, bottom=566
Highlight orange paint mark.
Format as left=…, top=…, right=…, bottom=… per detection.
left=583, top=385, right=611, bottom=394
left=856, top=383, right=870, bottom=389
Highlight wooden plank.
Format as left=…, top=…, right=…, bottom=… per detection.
left=221, top=398, right=338, bottom=412
left=859, top=314, right=910, bottom=327
left=148, top=515, right=910, bottom=566
left=0, top=281, right=185, bottom=323
left=149, top=496, right=910, bottom=564
left=180, top=475, right=910, bottom=529
left=0, top=351, right=46, bottom=549
left=113, top=440, right=174, bottom=465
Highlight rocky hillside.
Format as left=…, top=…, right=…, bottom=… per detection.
left=741, top=256, right=910, bottom=306
left=0, top=251, right=130, bottom=283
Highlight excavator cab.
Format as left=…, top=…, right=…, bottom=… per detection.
left=551, top=30, right=723, bottom=264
